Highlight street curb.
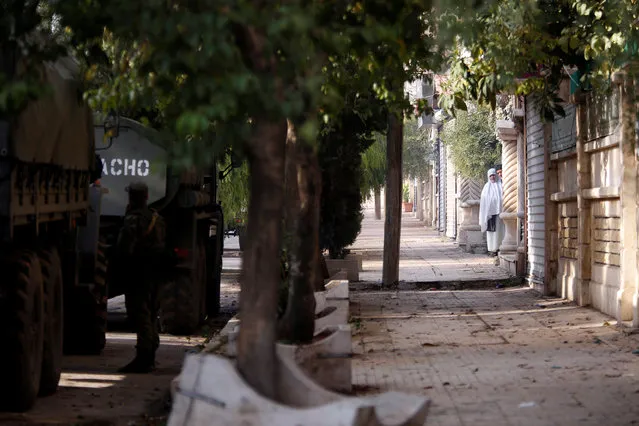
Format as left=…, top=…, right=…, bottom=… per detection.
left=350, top=277, right=524, bottom=292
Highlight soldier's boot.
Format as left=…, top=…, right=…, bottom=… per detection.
left=118, top=351, right=156, bottom=374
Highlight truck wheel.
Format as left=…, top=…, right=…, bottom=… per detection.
left=38, top=248, right=64, bottom=396
left=238, top=226, right=247, bottom=251
left=0, top=250, right=45, bottom=412
left=207, top=223, right=224, bottom=317
left=161, top=268, right=201, bottom=335
left=94, top=240, right=109, bottom=340
left=63, top=241, right=108, bottom=355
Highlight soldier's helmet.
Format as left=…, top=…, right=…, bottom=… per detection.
left=126, top=181, right=149, bottom=207
left=126, top=181, right=149, bottom=195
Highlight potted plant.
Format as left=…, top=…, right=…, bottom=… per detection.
left=402, top=184, right=413, bottom=212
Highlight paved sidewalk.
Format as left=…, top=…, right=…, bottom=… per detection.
left=348, top=206, right=639, bottom=425
left=349, top=209, right=511, bottom=283
left=350, top=288, right=639, bottom=426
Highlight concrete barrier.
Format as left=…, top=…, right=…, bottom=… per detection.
left=169, top=353, right=430, bottom=426
left=316, top=300, right=349, bottom=330
left=277, top=324, right=352, bottom=393
left=315, top=291, right=327, bottom=315
left=325, top=279, right=349, bottom=300
left=325, top=258, right=359, bottom=282
left=345, top=253, right=364, bottom=272
left=225, top=324, right=352, bottom=392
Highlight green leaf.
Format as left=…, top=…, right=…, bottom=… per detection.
left=454, top=96, right=468, bottom=111
left=569, top=36, right=579, bottom=50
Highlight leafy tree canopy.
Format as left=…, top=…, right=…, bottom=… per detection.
left=403, top=118, right=433, bottom=180
left=440, top=104, right=501, bottom=180
left=361, top=132, right=386, bottom=197
left=218, top=160, right=250, bottom=228
left=3, top=0, right=487, bottom=159
left=438, top=0, right=639, bottom=121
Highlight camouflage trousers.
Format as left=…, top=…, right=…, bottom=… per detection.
left=124, top=276, right=160, bottom=355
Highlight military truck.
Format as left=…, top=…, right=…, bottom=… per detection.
left=0, top=56, right=108, bottom=412
left=0, top=51, right=224, bottom=412
left=94, top=117, right=225, bottom=335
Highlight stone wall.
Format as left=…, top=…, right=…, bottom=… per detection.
left=543, top=75, right=638, bottom=325
left=590, top=201, right=622, bottom=316
left=557, top=202, right=578, bottom=300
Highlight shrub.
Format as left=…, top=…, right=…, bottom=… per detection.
left=318, top=132, right=370, bottom=259
left=441, top=104, right=501, bottom=180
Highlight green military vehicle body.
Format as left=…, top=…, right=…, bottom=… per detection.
left=95, top=116, right=225, bottom=335
left=0, top=55, right=108, bottom=412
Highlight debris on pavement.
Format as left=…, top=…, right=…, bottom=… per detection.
left=519, top=402, right=537, bottom=408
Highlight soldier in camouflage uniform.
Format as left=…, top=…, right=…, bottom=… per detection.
left=116, top=181, right=166, bottom=373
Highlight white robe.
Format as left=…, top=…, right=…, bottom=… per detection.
left=479, top=169, right=504, bottom=252
left=486, top=216, right=505, bottom=252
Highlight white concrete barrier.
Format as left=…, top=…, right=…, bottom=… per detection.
left=277, top=324, right=352, bottom=393
left=325, top=258, right=360, bottom=282
left=315, top=291, right=328, bottom=314
left=325, top=279, right=349, bottom=300
left=316, top=300, right=349, bottom=330
left=345, top=253, right=364, bottom=272
left=169, top=353, right=430, bottom=426
left=225, top=324, right=352, bottom=392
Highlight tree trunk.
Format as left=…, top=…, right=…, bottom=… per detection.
left=382, top=112, right=403, bottom=287
left=278, top=123, right=320, bottom=343
left=416, top=178, right=423, bottom=221
left=374, top=188, right=382, bottom=220
left=237, top=118, right=287, bottom=400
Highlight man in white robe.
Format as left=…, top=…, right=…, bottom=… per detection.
left=479, top=168, right=504, bottom=255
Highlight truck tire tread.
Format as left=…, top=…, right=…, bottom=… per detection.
left=161, top=259, right=201, bottom=335
left=38, top=248, right=64, bottom=396
left=63, top=241, right=108, bottom=355
left=206, top=211, right=224, bottom=317
left=0, top=250, right=45, bottom=412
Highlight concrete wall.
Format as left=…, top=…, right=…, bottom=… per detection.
left=532, top=76, right=639, bottom=325
left=583, top=88, right=624, bottom=318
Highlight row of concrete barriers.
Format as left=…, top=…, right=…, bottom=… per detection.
left=168, top=270, right=432, bottom=426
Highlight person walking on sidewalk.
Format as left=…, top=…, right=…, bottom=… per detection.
left=479, top=168, right=504, bottom=256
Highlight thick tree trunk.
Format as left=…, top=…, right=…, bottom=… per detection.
left=374, top=188, right=382, bottom=220
left=382, top=112, right=403, bottom=287
left=237, top=118, right=287, bottom=400
left=278, top=123, right=320, bottom=343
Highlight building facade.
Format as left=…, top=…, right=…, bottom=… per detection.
left=499, top=75, right=639, bottom=327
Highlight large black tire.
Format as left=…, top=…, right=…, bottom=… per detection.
left=38, top=248, right=64, bottom=396
left=94, top=240, right=109, bottom=334
left=0, top=250, right=45, bottom=412
left=238, top=226, right=247, bottom=251
left=161, top=267, right=202, bottom=335
left=206, top=217, right=224, bottom=317
left=63, top=241, right=108, bottom=355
